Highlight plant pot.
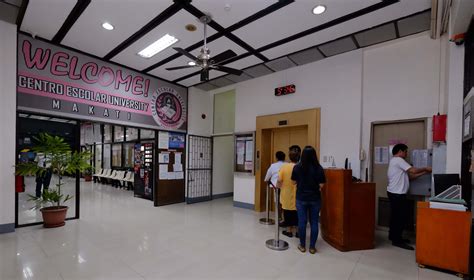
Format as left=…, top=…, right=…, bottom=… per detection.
left=84, top=175, right=92, bottom=182
left=40, top=206, right=68, bottom=228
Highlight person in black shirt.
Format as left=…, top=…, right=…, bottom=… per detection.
left=291, top=146, right=326, bottom=254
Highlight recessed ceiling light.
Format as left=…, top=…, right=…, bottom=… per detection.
left=102, top=22, right=114, bottom=30
left=137, top=34, right=179, bottom=58
left=312, top=5, right=326, bottom=15
left=188, top=61, right=196, bottom=66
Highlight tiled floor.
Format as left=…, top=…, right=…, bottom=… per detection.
left=1, top=180, right=459, bottom=279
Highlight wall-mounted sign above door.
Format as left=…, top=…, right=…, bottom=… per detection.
left=17, top=34, right=188, bottom=132
left=274, top=84, right=295, bottom=96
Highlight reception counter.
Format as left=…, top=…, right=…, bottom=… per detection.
left=320, top=169, right=376, bottom=251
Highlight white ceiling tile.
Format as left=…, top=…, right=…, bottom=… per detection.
left=111, top=10, right=217, bottom=71
left=177, top=70, right=226, bottom=87
left=192, top=0, right=277, bottom=28
left=224, top=55, right=262, bottom=70
left=261, top=0, right=431, bottom=59
left=149, top=36, right=246, bottom=81
left=233, top=0, right=379, bottom=49
left=20, top=0, right=76, bottom=40
left=178, top=75, right=202, bottom=87
left=61, top=1, right=173, bottom=58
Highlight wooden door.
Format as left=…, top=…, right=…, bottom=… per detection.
left=271, top=125, right=308, bottom=159
left=271, top=127, right=290, bottom=160
left=371, top=119, right=426, bottom=226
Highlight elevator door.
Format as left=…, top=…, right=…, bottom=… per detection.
left=267, top=126, right=308, bottom=210
left=271, top=125, right=308, bottom=159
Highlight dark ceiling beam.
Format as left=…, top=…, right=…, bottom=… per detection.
left=183, top=4, right=269, bottom=62
left=103, top=0, right=189, bottom=61
left=172, top=52, right=253, bottom=84
left=52, top=0, right=91, bottom=44
left=257, top=0, right=399, bottom=53
left=225, top=0, right=294, bottom=33
left=15, top=0, right=29, bottom=27
left=143, top=32, right=222, bottom=73
left=144, top=0, right=293, bottom=73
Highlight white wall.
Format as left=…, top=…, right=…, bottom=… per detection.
left=211, top=50, right=365, bottom=205
left=361, top=33, right=442, bottom=176
left=199, top=33, right=446, bottom=207
left=0, top=20, right=17, bottom=232
left=187, top=87, right=213, bottom=137
left=445, top=41, right=464, bottom=174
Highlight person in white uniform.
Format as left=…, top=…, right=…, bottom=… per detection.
left=264, top=151, right=286, bottom=188
left=387, top=143, right=431, bottom=250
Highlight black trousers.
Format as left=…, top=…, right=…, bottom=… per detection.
left=387, top=191, right=408, bottom=243
left=35, top=169, right=52, bottom=197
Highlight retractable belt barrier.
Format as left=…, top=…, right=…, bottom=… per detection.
left=265, top=187, right=289, bottom=251
left=259, top=182, right=275, bottom=225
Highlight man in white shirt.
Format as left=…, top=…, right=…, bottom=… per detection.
left=387, top=144, right=431, bottom=250
left=35, top=153, right=52, bottom=197
left=264, top=151, right=286, bottom=188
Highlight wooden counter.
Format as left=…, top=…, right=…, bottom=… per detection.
left=416, top=201, right=471, bottom=276
left=320, top=169, right=375, bottom=251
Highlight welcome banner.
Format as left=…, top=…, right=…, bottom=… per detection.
left=17, top=34, right=187, bottom=131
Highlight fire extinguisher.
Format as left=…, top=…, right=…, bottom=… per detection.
left=15, top=175, right=25, bottom=193
left=432, top=114, right=447, bottom=142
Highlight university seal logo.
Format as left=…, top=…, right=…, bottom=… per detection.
left=151, top=87, right=186, bottom=129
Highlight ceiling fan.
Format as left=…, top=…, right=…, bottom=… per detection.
left=166, top=15, right=243, bottom=82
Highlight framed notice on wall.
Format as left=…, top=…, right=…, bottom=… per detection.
left=235, top=132, right=255, bottom=174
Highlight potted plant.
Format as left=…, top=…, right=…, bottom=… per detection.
left=16, top=133, right=91, bottom=228
left=83, top=166, right=93, bottom=182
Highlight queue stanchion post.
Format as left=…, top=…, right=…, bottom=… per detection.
left=259, top=182, right=275, bottom=225
left=265, top=187, right=289, bottom=251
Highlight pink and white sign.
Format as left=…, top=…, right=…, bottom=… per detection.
left=17, top=34, right=187, bottom=131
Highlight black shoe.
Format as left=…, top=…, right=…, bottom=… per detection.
left=282, top=231, right=293, bottom=238
left=295, top=232, right=299, bottom=238
left=392, top=242, right=414, bottom=250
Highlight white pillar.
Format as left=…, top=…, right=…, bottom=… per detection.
left=0, top=19, right=17, bottom=233
left=445, top=42, right=464, bottom=174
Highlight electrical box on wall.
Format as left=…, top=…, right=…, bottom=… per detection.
left=432, top=114, right=447, bottom=142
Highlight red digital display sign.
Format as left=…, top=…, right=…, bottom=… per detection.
left=274, top=84, right=295, bottom=96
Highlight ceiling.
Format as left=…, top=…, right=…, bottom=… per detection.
left=18, top=0, right=432, bottom=90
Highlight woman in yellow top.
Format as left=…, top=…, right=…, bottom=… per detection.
left=277, top=148, right=300, bottom=237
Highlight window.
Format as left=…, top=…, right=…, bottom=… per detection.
left=104, top=125, right=112, bottom=143
left=112, top=144, right=122, bottom=167
left=114, top=126, right=124, bottom=142
left=140, top=129, right=155, bottom=139
left=123, top=143, right=134, bottom=168
left=126, top=127, right=139, bottom=141
left=103, top=144, right=111, bottom=169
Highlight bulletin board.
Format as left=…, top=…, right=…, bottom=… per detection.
left=155, top=131, right=186, bottom=206
left=235, top=132, right=255, bottom=174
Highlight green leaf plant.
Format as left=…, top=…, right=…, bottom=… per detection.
left=15, top=133, right=92, bottom=209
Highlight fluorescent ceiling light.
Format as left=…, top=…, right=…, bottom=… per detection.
left=138, top=34, right=178, bottom=58
left=312, top=5, right=326, bottom=15
left=102, top=22, right=114, bottom=30
left=188, top=61, right=196, bottom=66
